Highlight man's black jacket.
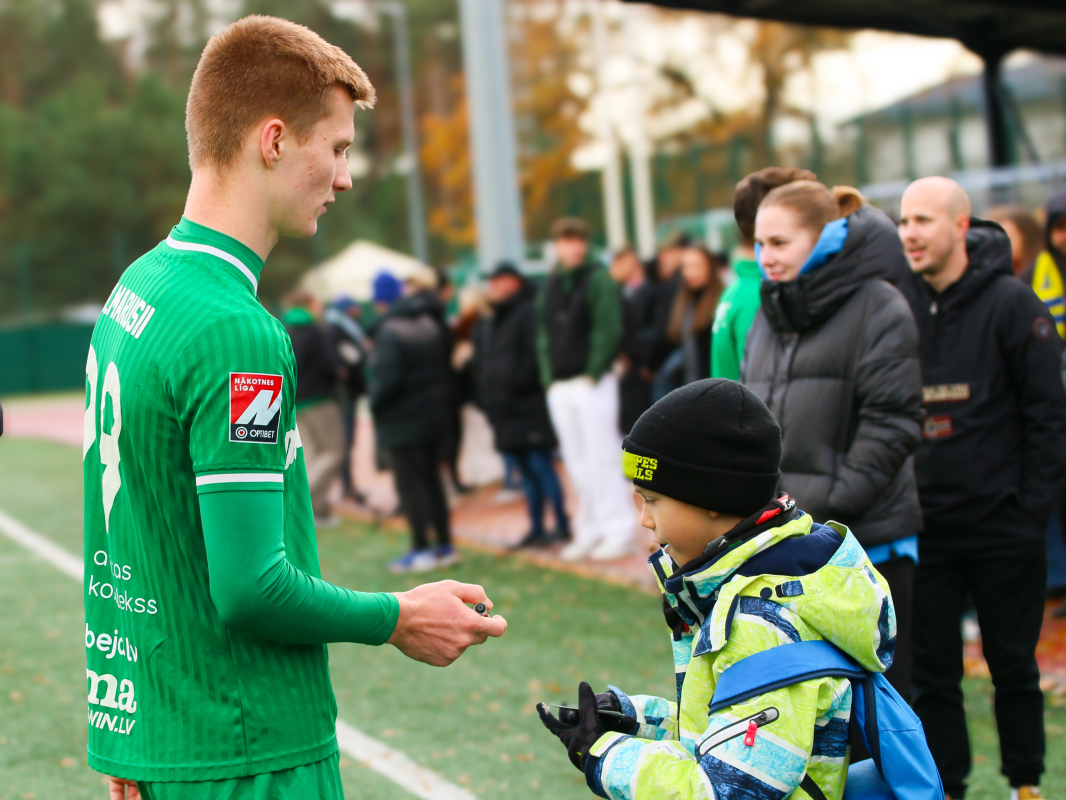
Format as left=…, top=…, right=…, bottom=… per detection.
left=368, top=292, right=451, bottom=450
left=741, top=205, right=924, bottom=547
left=899, top=218, right=1066, bottom=533
left=324, top=308, right=369, bottom=399
left=472, top=281, right=557, bottom=452
left=285, top=312, right=338, bottom=406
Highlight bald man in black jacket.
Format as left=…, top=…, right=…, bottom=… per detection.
left=899, top=177, right=1066, bottom=800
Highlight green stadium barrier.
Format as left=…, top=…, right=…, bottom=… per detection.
left=0, top=323, right=94, bottom=395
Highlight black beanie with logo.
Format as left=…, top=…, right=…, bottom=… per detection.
left=622, top=379, right=781, bottom=516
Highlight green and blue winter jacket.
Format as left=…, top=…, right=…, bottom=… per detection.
left=585, top=505, right=896, bottom=800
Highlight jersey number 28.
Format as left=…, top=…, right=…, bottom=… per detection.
left=84, top=345, right=122, bottom=533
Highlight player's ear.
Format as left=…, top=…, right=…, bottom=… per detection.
left=258, top=119, right=286, bottom=168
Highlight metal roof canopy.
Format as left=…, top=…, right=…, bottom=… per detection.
left=622, top=0, right=1066, bottom=167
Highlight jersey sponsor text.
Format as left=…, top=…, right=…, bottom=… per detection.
left=86, top=669, right=137, bottom=714
left=86, top=624, right=139, bottom=662
left=87, top=574, right=158, bottom=615
left=88, top=709, right=137, bottom=736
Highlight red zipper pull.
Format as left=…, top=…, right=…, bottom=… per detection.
left=744, top=719, right=759, bottom=746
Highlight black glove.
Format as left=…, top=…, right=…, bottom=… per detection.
left=537, top=682, right=603, bottom=770
left=559, top=689, right=635, bottom=734
left=537, top=682, right=635, bottom=770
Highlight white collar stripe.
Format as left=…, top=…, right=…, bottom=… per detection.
left=165, top=236, right=258, bottom=293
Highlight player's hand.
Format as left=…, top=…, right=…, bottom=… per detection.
left=388, top=580, right=507, bottom=666
left=109, top=777, right=141, bottom=799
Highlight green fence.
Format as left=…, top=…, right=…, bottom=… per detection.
left=0, top=323, right=94, bottom=395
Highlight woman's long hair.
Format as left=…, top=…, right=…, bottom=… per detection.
left=668, top=247, right=725, bottom=344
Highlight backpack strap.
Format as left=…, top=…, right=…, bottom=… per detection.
left=709, top=640, right=867, bottom=714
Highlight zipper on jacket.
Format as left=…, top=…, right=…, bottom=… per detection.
left=929, top=299, right=939, bottom=339
left=696, top=707, right=779, bottom=757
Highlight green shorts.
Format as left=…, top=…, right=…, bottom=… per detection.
left=136, top=753, right=343, bottom=800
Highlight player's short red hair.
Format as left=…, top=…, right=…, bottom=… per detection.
left=186, top=15, right=375, bottom=171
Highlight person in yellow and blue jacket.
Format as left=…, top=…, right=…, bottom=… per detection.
left=538, top=379, right=896, bottom=800
left=991, top=197, right=1066, bottom=338
left=1031, top=191, right=1066, bottom=338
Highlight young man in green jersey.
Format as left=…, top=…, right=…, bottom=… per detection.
left=84, top=16, right=507, bottom=800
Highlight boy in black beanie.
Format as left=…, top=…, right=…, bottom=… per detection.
left=538, top=379, right=897, bottom=800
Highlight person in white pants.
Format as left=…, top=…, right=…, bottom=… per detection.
left=535, top=217, right=637, bottom=561
left=547, top=372, right=636, bottom=560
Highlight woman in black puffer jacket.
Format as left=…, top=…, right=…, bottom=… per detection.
left=740, top=180, right=923, bottom=698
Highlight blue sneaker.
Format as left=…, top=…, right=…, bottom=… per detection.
left=435, top=545, right=461, bottom=568
left=388, top=549, right=437, bottom=574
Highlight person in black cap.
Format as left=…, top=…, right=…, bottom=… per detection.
left=473, top=262, right=570, bottom=548
left=536, top=379, right=899, bottom=800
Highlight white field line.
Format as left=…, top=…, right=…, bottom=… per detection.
left=336, top=720, right=479, bottom=800
left=0, top=506, right=478, bottom=800
left=0, top=508, right=84, bottom=580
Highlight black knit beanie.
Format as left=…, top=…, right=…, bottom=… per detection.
left=622, top=379, right=781, bottom=516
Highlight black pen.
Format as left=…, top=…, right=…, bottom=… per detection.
left=549, top=704, right=632, bottom=719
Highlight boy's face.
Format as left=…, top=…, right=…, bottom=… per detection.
left=634, top=486, right=720, bottom=567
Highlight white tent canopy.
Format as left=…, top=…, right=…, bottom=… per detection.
left=300, top=240, right=437, bottom=302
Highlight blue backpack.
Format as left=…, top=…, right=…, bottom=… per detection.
left=710, top=640, right=944, bottom=800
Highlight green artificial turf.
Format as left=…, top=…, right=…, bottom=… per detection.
left=0, top=435, right=1062, bottom=800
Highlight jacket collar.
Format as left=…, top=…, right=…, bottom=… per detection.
left=283, top=307, right=315, bottom=325
left=165, top=217, right=264, bottom=295
left=651, top=496, right=803, bottom=630
left=732, top=257, right=762, bottom=281
left=551, top=259, right=596, bottom=288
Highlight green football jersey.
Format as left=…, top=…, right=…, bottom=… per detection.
left=83, top=217, right=338, bottom=781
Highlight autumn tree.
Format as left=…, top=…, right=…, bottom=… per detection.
left=420, top=74, right=475, bottom=250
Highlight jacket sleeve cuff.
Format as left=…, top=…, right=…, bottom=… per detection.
left=607, top=685, right=640, bottom=736
left=584, top=731, right=631, bottom=799
left=612, top=689, right=678, bottom=741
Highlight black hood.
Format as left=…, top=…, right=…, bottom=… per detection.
left=917, top=218, right=1015, bottom=318
left=386, top=289, right=446, bottom=322
left=490, top=279, right=535, bottom=318
left=761, top=204, right=909, bottom=334
left=1046, top=189, right=1066, bottom=266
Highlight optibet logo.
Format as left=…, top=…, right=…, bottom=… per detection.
left=229, top=373, right=282, bottom=444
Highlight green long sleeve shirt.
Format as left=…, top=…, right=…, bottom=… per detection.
left=710, top=255, right=762, bottom=381
left=535, top=260, right=622, bottom=387
left=199, top=490, right=399, bottom=645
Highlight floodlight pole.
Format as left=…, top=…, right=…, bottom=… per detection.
left=458, top=0, right=526, bottom=271
left=377, top=2, right=429, bottom=265
left=624, top=8, right=656, bottom=259
left=592, top=1, right=627, bottom=252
